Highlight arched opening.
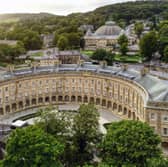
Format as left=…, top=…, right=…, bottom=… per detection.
left=102, top=99, right=106, bottom=107
left=113, top=103, right=117, bottom=110
left=32, top=98, right=37, bottom=105
left=132, top=112, right=136, bottom=120
left=58, top=96, right=63, bottom=102
left=12, top=103, right=16, bottom=110
left=45, top=97, right=50, bottom=103
left=52, top=96, right=56, bottom=102
left=162, top=142, right=168, bottom=150
left=84, top=96, right=88, bottom=103
left=128, top=110, right=131, bottom=118
left=5, top=105, right=10, bottom=113
left=19, top=101, right=23, bottom=109
left=77, top=96, right=82, bottom=102
left=118, top=105, right=122, bottom=113
left=124, top=107, right=127, bottom=115
left=0, top=108, right=3, bottom=115
left=65, top=95, right=69, bottom=102
left=107, top=101, right=112, bottom=108
left=25, top=99, right=30, bottom=107
left=71, top=96, right=76, bottom=102
left=38, top=97, right=43, bottom=103
left=12, top=103, right=17, bottom=111
left=90, top=97, right=94, bottom=104
left=96, top=98, right=100, bottom=105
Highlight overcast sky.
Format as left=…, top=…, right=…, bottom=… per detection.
left=0, top=0, right=136, bottom=15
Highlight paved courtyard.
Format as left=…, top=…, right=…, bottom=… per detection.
left=0, top=104, right=121, bottom=134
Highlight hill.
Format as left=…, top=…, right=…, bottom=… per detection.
left=79, top=0, right=168, bottom=28
left=0, top=1, right=167, bottom=25
left=0, top=13, right=57, bottom=23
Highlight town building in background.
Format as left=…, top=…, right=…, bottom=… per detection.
left=84, top=21, right=137, bottom=51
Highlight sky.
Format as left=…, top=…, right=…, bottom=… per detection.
left=0, top=0, right=136, bottom=15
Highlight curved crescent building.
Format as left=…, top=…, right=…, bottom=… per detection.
left=0, top=62, right=168, bottom=143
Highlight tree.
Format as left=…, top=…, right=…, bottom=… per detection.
left=158, top=24, right=168, bottom=56
left=0, top=42, right=25, bottom=63
left=53, top=31, right=59, bottom=46
left=57, top=35, right=69, bottom=50
left=72, top=104, right=100, bottom=165
left=92, top=49, right=114, bottom=65
left=83, top=163, right=110, bottom=167
left=147, top=157, right=168, bottom=167
left=80, top=38, right=85, bottom=50
left=92, top=49, right=107, bottom=61
left=134, top=22, right=144, bottom=38
left=0, top=44, right=12, bottom=62
left=2, top=126, right=64, bottom=167
left=163, top=46, right=168, bottom=63
left=118, top=34, right=128, bottom=55
left=22, top=30, right=43, bottom=50
left=10, top=42, right=26, bottom=61
left=139, top=31, right=158, bottom=60
left=67, top=32, right=80, bottom=49
left=36, top=106, right=71, bottom=141
left=100, top=120, right=161, bottom=167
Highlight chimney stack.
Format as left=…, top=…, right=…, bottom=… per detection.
left=100, top=61, right=107, bottom=69
left=140, top=67, right=149, bottom=76
left=7, top=65, right=14, bottom=74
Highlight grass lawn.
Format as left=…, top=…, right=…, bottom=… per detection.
left=81, top=50, right=94, bottom=57
left=31, top=51, right=43, bottom=57
left=114, top=54, right=142, bottom=63
left=81, top=50, right=142, bottom=63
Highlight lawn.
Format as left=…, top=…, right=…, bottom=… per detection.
left=30, top=51, right=43, bottom=57
left=81, top=50, right=94, bottom=57
left=82, top=50, right=142, bottom=63
left=114, top=54, right=142, bottom=63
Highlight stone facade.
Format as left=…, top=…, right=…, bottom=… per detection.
left=0, top=70, right=167, bottom=143
left=34, top=50, right=81, bottom=66
left=84, top=21, right=137, bottom=51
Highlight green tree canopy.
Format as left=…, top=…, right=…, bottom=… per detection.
left=67, top=32, right=80, bottom=49
left=36, top=106, right=71, bottom=141
left=118, top=34, right=128, bottom=55
left=57, top=35, right=69, bottom=50
left=22, top=30, right=43, bottom=50
left=92, top=49, right=114, bottom=65
left=159, top=23, right=168, bottom=56
left=72, top=104, right=100, bottom=165
left=163, top=45, right=168, bottom=63
left=147, top=157, right=168, bottom=167
left=134, top=22, right=144, bottom=38
left=100, top=120, right=161, bottom=167
left=2, top=126, right=64, bottom=167
left=0, top=42, right=25, bottom=63
left=139, top=31, right=158, bottom=60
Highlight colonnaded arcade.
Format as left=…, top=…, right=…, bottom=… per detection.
left=0, top=62, right=168, bottom=144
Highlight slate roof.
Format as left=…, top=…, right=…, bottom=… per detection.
left=0, top=63, right=168, bottom=103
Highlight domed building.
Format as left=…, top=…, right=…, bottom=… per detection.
left=84, top=21, right=135, bottom=51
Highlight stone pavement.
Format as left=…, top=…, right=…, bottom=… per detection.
left=0, top=104, right=121, bottom=134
